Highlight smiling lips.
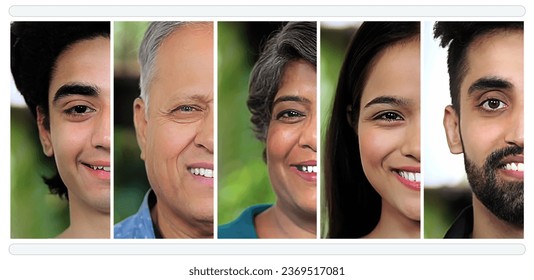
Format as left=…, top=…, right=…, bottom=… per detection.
left=394, top=168, right=420, bottom=191
left=499, top=159, right=524, bottom=180
left=291, top=161, right=317, bottom=183
left=188, top=163, right=214, bottom=187
left=502, top=162, right=524, bottom=172
left=82, top=162, right=110, bottom=181
left=189, top=167, right=214, bottom=178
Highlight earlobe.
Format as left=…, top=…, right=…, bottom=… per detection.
left=443, top=105, right=463, bottom=154
left=133, top=98, right=148, bottom=160
left=36, top=107, right=54, bottom=157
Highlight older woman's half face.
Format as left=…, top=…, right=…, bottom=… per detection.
left=357, top=39, right=421, bottom=222
left=266, top=59, right=317, bottom=219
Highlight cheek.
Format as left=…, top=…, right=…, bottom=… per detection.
left=266, top=124, right=299, bottom=162
left=358, top=126, right=391, bottom=170
left=146, top=123, right=194, bottom=163
left=50, top=119, right=88, bottom=161
left=460, top=117, right=504, bottom=164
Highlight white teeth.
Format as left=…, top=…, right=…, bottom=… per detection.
left=504, top=162, right=523, bottom=172
left=90, top=165, right=110, bottom=172
left=297, top=165, right=317, bottom=173
left=398, top=171, right=420, bottom=182
left=189, top=168, right=214, bottom=178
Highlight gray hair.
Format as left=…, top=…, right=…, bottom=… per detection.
left=248, top=22, right=317, bottom=143
left=138, top=21, right=187, bottom=111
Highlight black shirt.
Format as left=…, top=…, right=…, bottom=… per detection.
left=444, top=205, right=473, bottom=238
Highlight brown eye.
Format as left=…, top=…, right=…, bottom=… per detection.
left=480, top=99, right=506, bottom=111
left=374, top=111, right=403, bottom=122
left=65, top=105, right=94, bottom=115
left=275, top=109, right=305, bottom=123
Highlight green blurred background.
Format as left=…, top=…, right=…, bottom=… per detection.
left=11, top=106, right=69, bottom=238
left=113, top=21, right=151, bottom=224
left=319, top=22, right=359, bottom=237
left=218, top=22, right=287, bottom=225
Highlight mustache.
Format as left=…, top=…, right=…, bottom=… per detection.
left=486, top=145, right=524, bottom=169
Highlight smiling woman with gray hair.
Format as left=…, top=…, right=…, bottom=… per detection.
left=219, top=21, right=317, bottom=239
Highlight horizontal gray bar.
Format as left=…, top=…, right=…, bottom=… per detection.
left=10, top=5, right=525, bottom=17
left=10, top=243, right=525, bottom=255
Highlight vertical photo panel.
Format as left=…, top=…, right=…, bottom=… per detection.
left=218, top=22, right=318, bottom=239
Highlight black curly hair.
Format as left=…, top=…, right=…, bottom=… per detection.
left=11, top=21, right=110, bottom=199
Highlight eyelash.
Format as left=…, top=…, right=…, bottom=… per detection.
left=373, top=111, right=404, bottom=122
left=172, top=105, right=201, bottom=113
left=478, top=98, right=507, bottom=111
left=275, top=110, right=305, bottom=122
left=64, top=105, right=95, bottom=116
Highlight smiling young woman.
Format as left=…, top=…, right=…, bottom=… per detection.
left=325, top=22, right=421, bottom=239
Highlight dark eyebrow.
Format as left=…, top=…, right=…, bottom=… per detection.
left=364, top=96, right=410, bottom=108
left=53, top=83, right=100, bottom=103
left=468, top=77, right=513, bottom=95
left=272, top=95, right=311, bottom=107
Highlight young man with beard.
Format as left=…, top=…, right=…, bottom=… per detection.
left=435, top=22, right=523, bottom=238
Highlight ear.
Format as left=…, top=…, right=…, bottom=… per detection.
left=36, top=107, right=54, bottom=157
left=133, top=98, right=148, bottom=160
left=443, top=105, right=463, bottom=154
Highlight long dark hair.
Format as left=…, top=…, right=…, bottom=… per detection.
left=325, top=22, right=420, bottom=238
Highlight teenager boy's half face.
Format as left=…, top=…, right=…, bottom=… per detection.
left=37, top=36, right=111, bottom=214
left=444, top=29, right=524, bottom=226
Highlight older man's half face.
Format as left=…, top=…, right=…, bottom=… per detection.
left=134, top=23, right=214, bottom=232
left=444, top=29, right=524, bottom=226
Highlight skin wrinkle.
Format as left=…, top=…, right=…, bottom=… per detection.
left=134, top=23, right=214, bottom=238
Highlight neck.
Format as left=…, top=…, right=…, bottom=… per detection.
left=255, top=202, right=316, bottom=238
left=58, top=195, right=110, bottom=238
left=365, top=199, right=420, bottom=239
left=152, top=202, right=213, bottom=238
left=472, top=197, right=523, bottom=238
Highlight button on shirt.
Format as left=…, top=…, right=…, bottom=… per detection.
left=114, top=190, right=157, bottom=239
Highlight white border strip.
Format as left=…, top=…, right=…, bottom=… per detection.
left=10, top=5, right=525, bottom=17
left=10, top=243, right=525, bottom=255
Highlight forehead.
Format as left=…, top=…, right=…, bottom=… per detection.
left=49, top=37, right=110, bottom=97
left=461, top=30, right=523, bottom=95
left=151, top=23, right=213, bottom=100
left=361, top=39, right=420, bottom=104
left=276, top=60, right=316, bottom=98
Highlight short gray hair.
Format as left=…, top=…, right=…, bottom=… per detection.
left=138, top=21, right=186, bottom=110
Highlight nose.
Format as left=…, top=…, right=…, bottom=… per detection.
left=504, top=103, right=524, bottom=148
left=92, top=104, right=110, bottom=151
left=298, top=112, right=317, bottom=152
left=400, top=117, right=420, bottom=161
left=194, top=106, right=214, bottom=153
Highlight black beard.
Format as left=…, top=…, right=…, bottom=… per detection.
left=464, top=145, right=524, bottom=227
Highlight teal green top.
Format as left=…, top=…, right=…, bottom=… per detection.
left=218, top=204, right=271, bottom=239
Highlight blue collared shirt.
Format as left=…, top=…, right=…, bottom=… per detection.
left=114, top=190, right=156, bottom=239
